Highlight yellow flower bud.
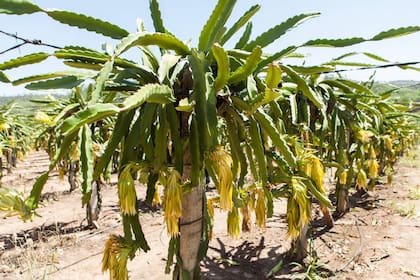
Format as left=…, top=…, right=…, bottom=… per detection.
left=118, top=167, right=137, bottom=216
left=356, top=169, right=367, bottom=190
left=0, top=122, right=10, bottom=131
left=370, top=147, right=377, bottom=159
left=339, top=170, right=348, bottom=185
left=207, top=197, right=215, bottom=239
left=17, top=150, right=24, bottom=161
left=355, top=129, right=373, bottom=144
left=368, top=159, right=379, bottom=179
left=152, top=184, right=161, bottom=207
left=309, top=155, right=326, bottom=193
left=255, top=187, right=266, bottom=229
left=286, top=178, right=311, bottom=240
left=102, top=234, right=130, bottom=280
left=35, top=111, right=54, bottom=125
left=227, top=207, right=240, bottom=238
left=162, top=168, right=182, bottom=236
left=384, top=136, right=393, bottom=151
left=205, top=145, right=233, bottom=210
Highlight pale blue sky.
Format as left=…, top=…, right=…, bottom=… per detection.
left=1, top=0, right=420, bottom=95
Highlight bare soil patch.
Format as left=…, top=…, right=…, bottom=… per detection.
left=1, top=149, right=419, bottom=279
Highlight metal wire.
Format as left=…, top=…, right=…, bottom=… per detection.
left=320, top=61, right=420, bottom=74
left=0, top=29, right=61, bottom=55
left=1, top=29, right=419, bottom=76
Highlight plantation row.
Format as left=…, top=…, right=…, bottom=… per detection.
left=0, top=0, right=419, bottom=279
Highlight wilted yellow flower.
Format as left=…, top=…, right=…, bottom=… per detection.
left=207, top=197, right=215, bottom=239
left=308, top=155, right=326, bottom=193
left=152, top=184, right=161, bottom=207
left=0, top=122, right=10, bottom=131
left=339, top=170, right=348, bottom=185
left=34, top=111, right=54, bottom=125
left=369, top=147, right=377, bottom=159
left=286, top=178, right=311, bottom=240
left=255, top=187, right=266, bottom=229
left=368, top=159, right=379, bottom=179
left=118, top=167, right=137, bottom=216
left=102, top=234, right=130, bottom=280
left=205, top=145, right=233, bottom=210
left=162, top=168, right=182, bottom=236
left=227, top=207, right=240, bottom=238
left=356, top=169, right=367, bottom=190
left=391, top=150, right=397, bottom=163
left=207, top=197, right=215, bottom=219
left=17, top=150, right=24, bottom=161
left=355, top=129, right=373, bottom=144
left=384, top=136, right=393, bottom=151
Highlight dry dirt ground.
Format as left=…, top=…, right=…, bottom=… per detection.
left=0, top=148, right=420, bottom=280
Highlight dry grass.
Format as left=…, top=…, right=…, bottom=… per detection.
left=0, top=229, right=77, bottom=280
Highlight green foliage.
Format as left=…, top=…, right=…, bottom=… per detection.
left=121, top=83, right=175, bottom=110
left=149, top=0, right=166, bottom=33
left=304, top=37, right=365, bottom=47
left=371, top=26, right=420, bottom=41
left=304, top=26, right=420, bottom=47
left=0, top=53, right=49, bottom=71
left=79, top=125, right=94, bottom=205
left=0, top=0, right=41, bottom=15
left=245, top=13, right=320, bottom=51
left=228, top=46, right=262, bottom=83
left=25, top=76, right=82, bottom=90
left=220, top=4, right=260, bottom=45
left=45, top=10, right=129, bottom=39
left=0, top=71, right=10, bottom=83
left=212, top=44, right=230, bottom=91
left=1, top=0, right=419, bottom=279
left=198, top=0, right=236, bottom=51
left=114, top=32, right=191, bottom=56
left=61, top=103, right=120, bottom=135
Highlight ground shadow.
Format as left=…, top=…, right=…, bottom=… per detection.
left=202, top=236, right=334, bottom=279
left=348, top=189, right=384, bottom=210
left=0, top=221, right=88, bottom=250
left=137, top=199, right=164, bottom=214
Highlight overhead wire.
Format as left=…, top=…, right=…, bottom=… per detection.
left=1, top=29, right=420, bottom=78
left=320, top=61, right=420, bottom=74
left=0, top=29, right=61, bottom=55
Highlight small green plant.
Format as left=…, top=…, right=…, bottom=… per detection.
left=290, top=238, right=333, bottom=280
left=391, top=202, right=417, bottom=218
left=407, top=185, right=420, bottom=200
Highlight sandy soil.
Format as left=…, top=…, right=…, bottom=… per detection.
left=0, top=148, right=419, bottom=280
